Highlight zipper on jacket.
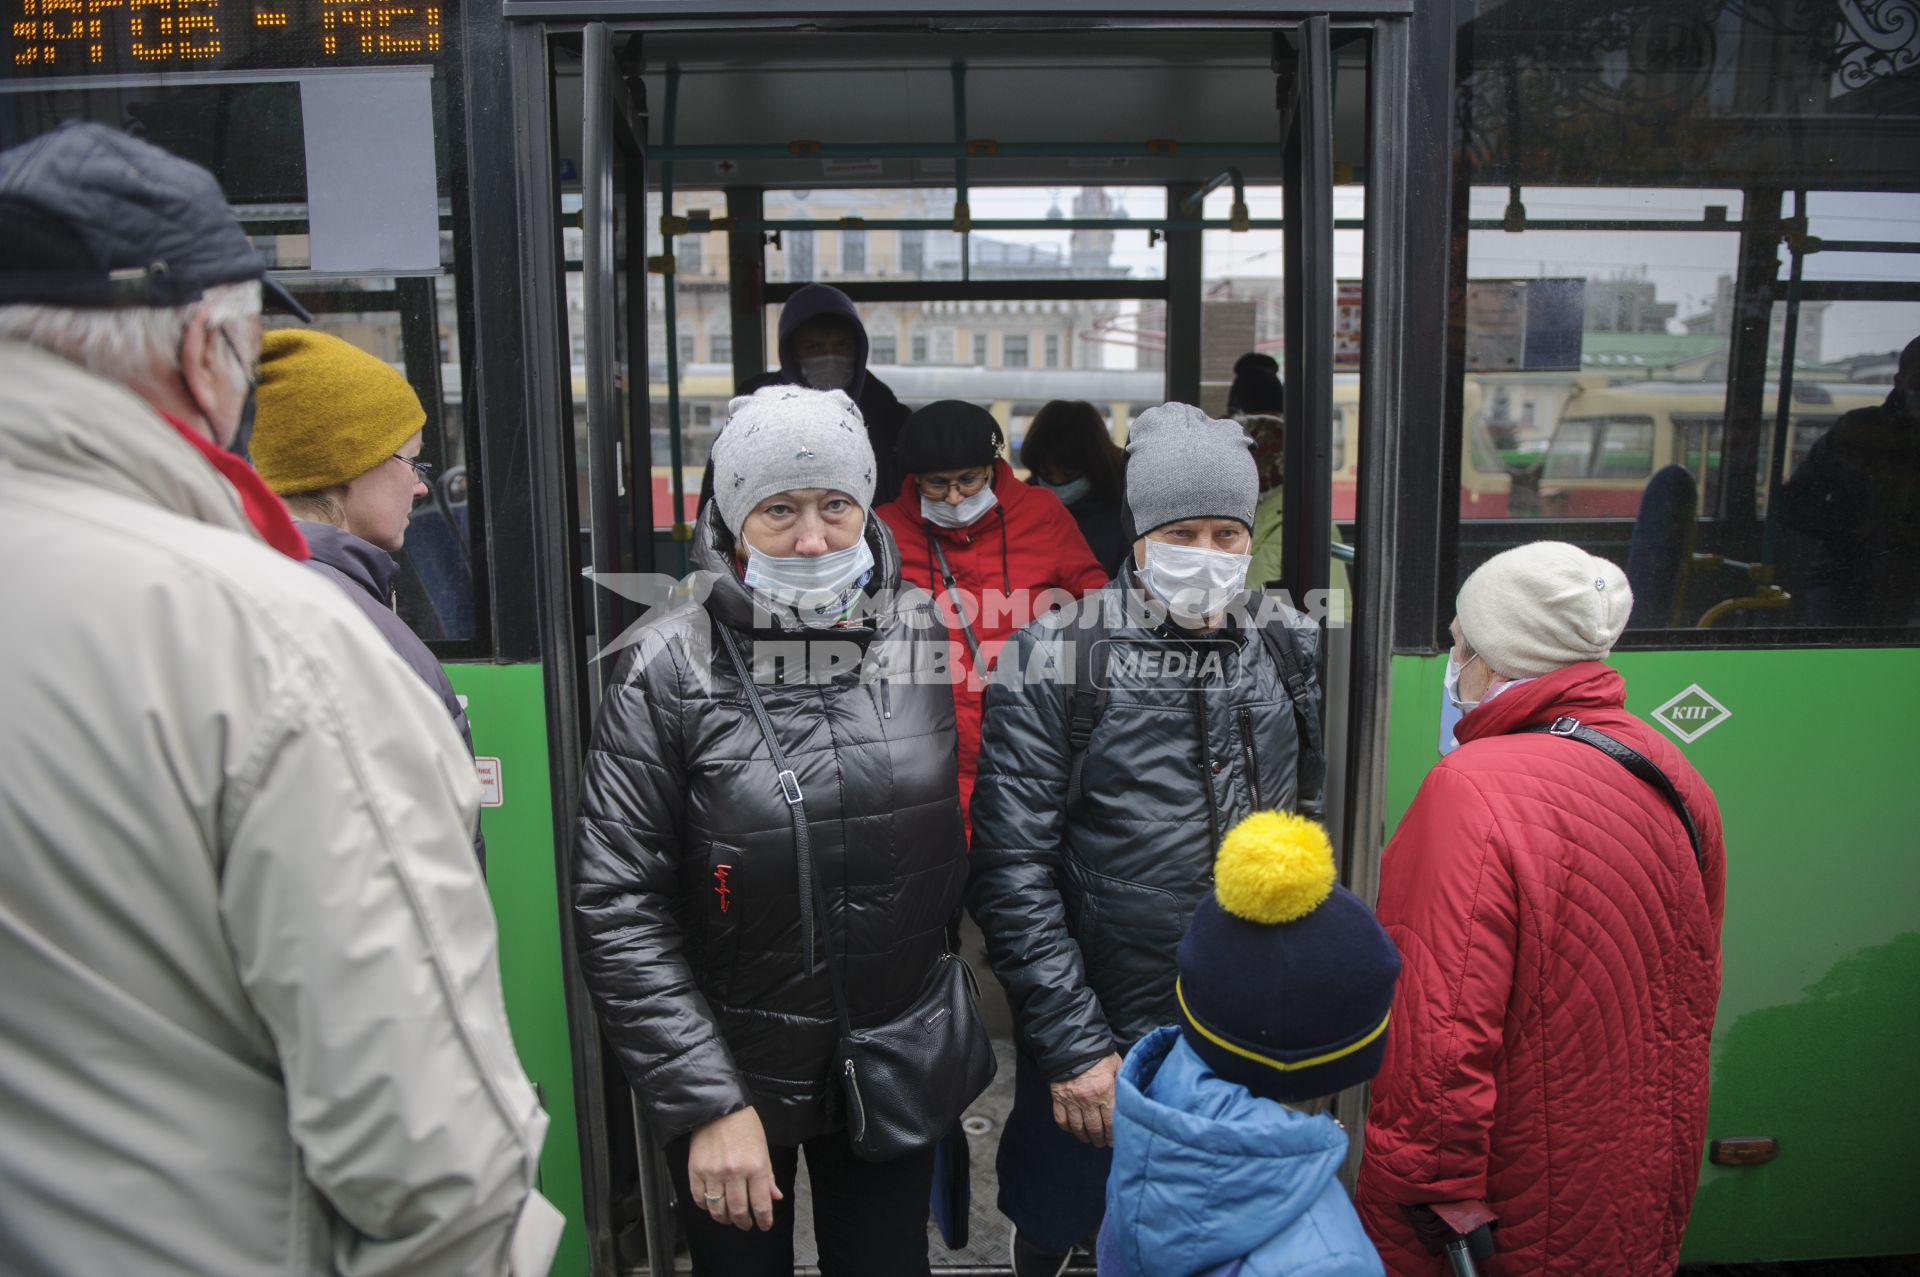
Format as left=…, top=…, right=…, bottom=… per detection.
left=880, top=676, right=892, bottom=720
left=1239, top=706, right=1263, bottom=808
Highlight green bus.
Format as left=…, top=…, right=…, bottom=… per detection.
left=5, top=1, right=1916, bottom=1272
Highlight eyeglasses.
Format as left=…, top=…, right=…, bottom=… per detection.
left=916, top=471, right=991, bottom=498
left=393, top=454, right=435, bottom=480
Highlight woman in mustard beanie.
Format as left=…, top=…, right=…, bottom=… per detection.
left=251, top=328, right=483, bottom=867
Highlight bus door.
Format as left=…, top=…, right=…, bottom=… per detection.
left=575, top=23, right=677, bottom=1276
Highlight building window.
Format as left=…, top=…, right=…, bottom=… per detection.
left=972, top=333, right=989, bottom=366
left=1045, top=333, right=1061, bottom=367
left=1004, top=334, right=1030, bottom=368
left=900, top=231, right=924, bottom=273
left=911, top=334, right=929, bottom=363
left=787, top=231, right=815, bottom=281
left=711, top=332, right=732, bottom=364
left=842, top=230, right=867, bottom=274
left=679, top=235, right=703, bottom=275
left=871, top=336, right=896, bottom=364
left=935, top=329, right=956, bottom=363
left=679, top=333, right=696, bottom=365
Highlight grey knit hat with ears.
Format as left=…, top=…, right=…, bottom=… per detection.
left=1125, top=402, right=1260, bottom=535
left=710, top=385, right=875, bottom=535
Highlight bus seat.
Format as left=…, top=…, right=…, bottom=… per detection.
left=1626, top=464, right=1699, bottom=628
left=404, top=499, right=476, bottom=641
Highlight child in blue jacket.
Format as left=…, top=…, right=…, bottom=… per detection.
left=1098, top=811, right=1401, bottom=1277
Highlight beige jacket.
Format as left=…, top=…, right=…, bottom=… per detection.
left=0, top=341, right=562, bottom=1276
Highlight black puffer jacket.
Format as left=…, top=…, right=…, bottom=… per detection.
left=573, top=510, right=968, bottom=1146
left=967, top=563, right=1322, bottom=1081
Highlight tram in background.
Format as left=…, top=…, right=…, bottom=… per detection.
left=5, top=2, right=1917, bottom=1274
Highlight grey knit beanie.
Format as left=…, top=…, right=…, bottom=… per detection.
left=711, top=385, right=876, bottom=535
left=1456, top=541, right=1632, bottom=677
left=1125, top=402, right=1259, bottom=535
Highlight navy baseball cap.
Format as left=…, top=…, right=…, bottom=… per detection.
left=0, top=121, right=311, bottom=322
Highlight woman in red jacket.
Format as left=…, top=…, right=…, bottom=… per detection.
left=1356, top=541, right=1726, bottom=1276
left=876, top=400, right=1108, bottom=825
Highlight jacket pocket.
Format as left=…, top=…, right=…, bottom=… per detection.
left=1239, top=706, right=1263, bottom=809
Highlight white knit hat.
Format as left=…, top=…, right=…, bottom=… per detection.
left=710, top=385, right=875, bottom=535
left=1456, top=541, right=1632, bottom=678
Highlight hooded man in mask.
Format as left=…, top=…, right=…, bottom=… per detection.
left=736, top=282, right=913, bottom=500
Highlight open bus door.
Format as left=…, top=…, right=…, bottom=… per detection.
left=577, top=23, right=679, bottom=1274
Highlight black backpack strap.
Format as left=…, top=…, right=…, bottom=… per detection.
left=1064, top=610, right=1109, bottom=816
left=1249, top=592, right=1324, bottom=759
left=1520, top=716, right=1704, bottom=869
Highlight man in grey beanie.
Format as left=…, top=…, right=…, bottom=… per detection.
left=967, top=403, right=1325, bottom=1276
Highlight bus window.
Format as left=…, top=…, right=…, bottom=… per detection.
left=1593, top=418, right=1654, bottom=480
left=1542, top=420, right=1598, bottom=480
left=1673, top=415, right=1726, bottom=516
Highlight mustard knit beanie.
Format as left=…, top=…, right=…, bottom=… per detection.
left=252, top=329, right=427, bottom=495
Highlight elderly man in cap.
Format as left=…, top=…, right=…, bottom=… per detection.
left=1356, top=541, right=1726, bottom=1277
left=0, top=123, right=559, bottom=1276
left=968, top=403, right=1325, bottom=1276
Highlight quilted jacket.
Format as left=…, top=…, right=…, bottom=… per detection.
left=572, top=509, right=969, bottom=1147
left=967, top=565, right=1322, bottom=1081
left=1355, top=662, right=1726, bottom=1275
left=1099, top=1027, right=1384, bottom=1277
left=875, top=458, right=1108, bottom=822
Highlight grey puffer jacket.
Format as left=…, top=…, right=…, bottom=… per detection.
left=573, top=509, right=968, bottom=1147
left=968, top=562, right=1322, bottom=1082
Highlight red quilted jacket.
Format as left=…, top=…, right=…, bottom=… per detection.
left=1356, top=661, right=1726, bottom=1276
left=876, top=460, right=1108, bottom=824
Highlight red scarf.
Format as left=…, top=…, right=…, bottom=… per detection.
left=160, top=413, right=309, bottom=561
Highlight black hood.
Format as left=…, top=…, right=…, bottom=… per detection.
left=776, top=282, right=870, bottom=401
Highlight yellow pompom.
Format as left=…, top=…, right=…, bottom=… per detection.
left=1213, top=811, right=1337, bottom=924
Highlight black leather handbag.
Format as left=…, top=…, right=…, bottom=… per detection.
left=717, top=626, right=997, bottom=1162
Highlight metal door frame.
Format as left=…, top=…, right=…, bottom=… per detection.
left=500, top=7, right=1456, bottom=1270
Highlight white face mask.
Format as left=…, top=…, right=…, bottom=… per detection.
left=742, top=533, right=875, bottom=626
left=921, top=485, right=998, bottom=529
left=1443, top=652, right=1483, bottom=714
left=1140, top=538, right=1250, bottom=623
left=1039, top=475, right=1092, bottom=507
left=800, top=355, right=856, bottom=392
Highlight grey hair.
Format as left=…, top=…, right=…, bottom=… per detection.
left=0, top=280, right=262, bottom=386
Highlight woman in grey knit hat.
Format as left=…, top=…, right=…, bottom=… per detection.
left=572, top=385, right=969, bottom=1277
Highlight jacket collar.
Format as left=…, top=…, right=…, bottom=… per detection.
left=693, top=501, right=905, bottom=638
left=297, top=519, right=398, bottom=604
left=0, top=339, right=260, bottom=541
left=1455, top=660, right=1628, bottom=745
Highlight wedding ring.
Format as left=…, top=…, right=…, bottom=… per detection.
left=703, top=1192, right=725, bottom=1203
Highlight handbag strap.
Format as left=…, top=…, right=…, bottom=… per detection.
left=926, top=535, right=985, bottom=669
left=715, top=624, right=855, bottom=1038
left=1518, top=716, right=1703, bottom=868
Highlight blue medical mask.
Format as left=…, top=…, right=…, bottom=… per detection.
left=921, top=485, right=998, bottom=529
left=1038, top=475, right=1092, bottom=507
left=742, top=533, right=875, bottom=626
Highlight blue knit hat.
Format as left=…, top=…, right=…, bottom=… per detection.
left=1175, top=811, right=1401, bottom=1103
